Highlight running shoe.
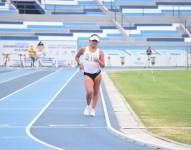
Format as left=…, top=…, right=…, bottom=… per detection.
left=83, top=105, right=90, bottom=116
left=90, top=108, right=96, bottom=116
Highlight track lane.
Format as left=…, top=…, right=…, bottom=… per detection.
left=31, top=72, right=154, bottom=150
left=0, top=68, right=77, bottom=150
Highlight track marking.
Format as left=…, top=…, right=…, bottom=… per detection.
left=0, top=68, right=44, bottom=85
left=26, top=69, right=79, bottom=150
left=1, top=124, right=190, bottom=129
left=0, top=69, right=61, bottom=102
left=48, top=124, right=106, bottom=129
left=0, top=125, right=106, bottom=129
left=0, top=124, right=9, bottom=127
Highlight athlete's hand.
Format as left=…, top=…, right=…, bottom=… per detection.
left=94, top=57, right=99, bottom=62
left=94, top=55, right=105, bottom=68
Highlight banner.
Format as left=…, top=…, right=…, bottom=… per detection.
left=0, top=40, right=77, bottom=67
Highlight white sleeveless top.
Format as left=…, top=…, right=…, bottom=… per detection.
left=83, top=46, right=100, bottom=74
left=36, top=46, right=45, bottom=58
left=36, top=51, right=44, bottom=58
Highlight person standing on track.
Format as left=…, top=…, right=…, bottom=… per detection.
left=145, top=46, right=152, bottom=68
left=28, top=45, right=36, bottom=68
left=75, top=34, right=105, bottom=116
left=36, top=41, right=45, bottom=68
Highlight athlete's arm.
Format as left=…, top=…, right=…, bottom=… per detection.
left=75, top=48, right=85, bottom=70
left=75, top=48, right=85, bottom=64
left=97, top=50, right=105, bottom=68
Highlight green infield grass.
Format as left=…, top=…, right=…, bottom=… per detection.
left=108, top=70, right=191, bottom=144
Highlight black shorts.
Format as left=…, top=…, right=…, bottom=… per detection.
left=84, top=71, right=101, bottom=80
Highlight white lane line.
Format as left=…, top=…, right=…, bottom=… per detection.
left=0, top=108, right=81, bottom=111
left=0, top=68, right=61, bottom=102
left=0, top=68, right=44, bottom=85
left=48, top=124, right=87, bottom=127
left=26, top=69, right=79, bottom=150
left=48, top=124, right=106, bottom=129
left=0, top=124, right=106, bottom=129
left=100, top=86, right=163, bottom=150
left=0, top=69, right=17, bottom=75
left=0, top=124, right=9, bottom=127
left=1, top=124, right=190, bottom=129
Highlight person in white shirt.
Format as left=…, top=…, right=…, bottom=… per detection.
left=36, top=41, right=45, bottom=67
left=75, top=34, right=105, bottom=116
left=145, top=46, right=152, bottom=68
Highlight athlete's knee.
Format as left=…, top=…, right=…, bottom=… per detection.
left=93, top=90, right=99, bottom=97
left=87, top=90, right=93, bottom=97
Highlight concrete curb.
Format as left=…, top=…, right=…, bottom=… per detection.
left=100, top=86, right=160, bottom=150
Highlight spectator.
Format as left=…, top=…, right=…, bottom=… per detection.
left=2, top=52, right=11, bottom=68
left=36, top=41, right=45, bottom=67
left=145, top=46, right=152, bottom=68
left=18, top=51, right=26, bottom=68
left=28, top=45, right=36, bottom=67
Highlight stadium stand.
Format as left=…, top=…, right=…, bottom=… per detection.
left=0, top=0, right=190, bottom=67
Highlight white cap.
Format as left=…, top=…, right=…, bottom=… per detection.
left=89, top=35, right=100, bottom=42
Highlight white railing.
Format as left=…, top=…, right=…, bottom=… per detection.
left=95, top=0, right=130, bottom=39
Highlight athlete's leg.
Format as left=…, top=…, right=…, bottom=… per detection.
left=5, top=54, right=9, bottom=67
left=91, top=73, right=102, bottom=109
left=148, top=55, right=151, bottom=67
left=39, top=58, right=43, bottom=67
left=84, top=75, right=94, bottom=105
left=3, top=54, right=6, bottom=67
left=31, top=57, right=35, bottom=67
